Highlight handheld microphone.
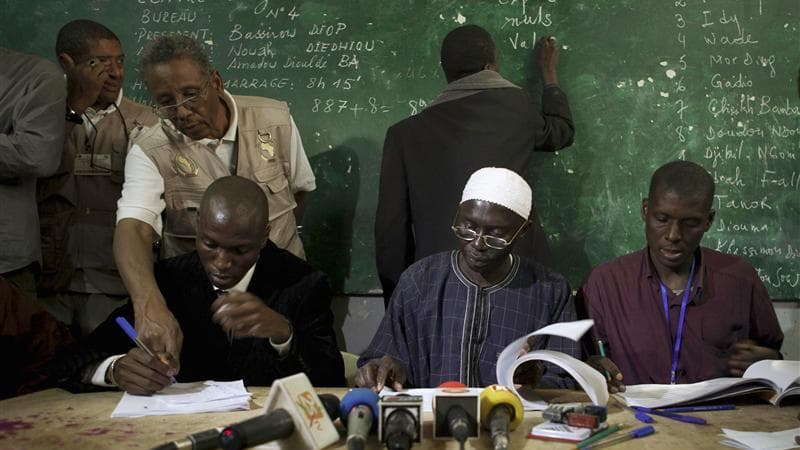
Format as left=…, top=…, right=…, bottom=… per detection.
left=150, top=427, right=222, bottom=450
left=339, top=388, right=380, bottom=450
left=219, top=373, right=340, bottom=450
left=479, top=385, right=523, bottom=450
left=432, top=382, right=479, bottom=449
left=219, top=393, right=339, bottom=450
left=378, top=394, right=423, bottom=450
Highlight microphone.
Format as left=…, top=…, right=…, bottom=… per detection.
left=432, top=381, right=479, bottom=449
left=219, top=373, right=340, bottom=450
left=339, top=388, right=379, bottom=450
left=219, top=393, right=339, bottom=450
left=378, top=394, right=423, bottom=450
left=150, top=428, right=222, bottom=450
left=479, top=385, right=523, bottom=450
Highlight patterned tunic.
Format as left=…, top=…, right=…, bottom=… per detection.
left=360, top=251, right=580, bottom=388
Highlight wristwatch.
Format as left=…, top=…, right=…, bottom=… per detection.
left=65, top=108, right=83, bottom=124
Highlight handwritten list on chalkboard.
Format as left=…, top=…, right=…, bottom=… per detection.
left=2, top=0, right=797, bottom=298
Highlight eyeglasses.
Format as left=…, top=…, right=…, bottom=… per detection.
left=152, top=80, right=209, bottom=120
left=451, top=220, right=527, bottom=250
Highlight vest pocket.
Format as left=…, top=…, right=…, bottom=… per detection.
left=253, top=165, right=295, bottom=220
left=162, top=190, right=201, bottom=259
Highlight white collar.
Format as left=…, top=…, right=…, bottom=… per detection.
left=213, top=260, right=256, bottom=293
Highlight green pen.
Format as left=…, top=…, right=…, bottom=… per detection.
left=576, top=424, right=624, bottom=449
left=597, top=340, right=611, bottom=381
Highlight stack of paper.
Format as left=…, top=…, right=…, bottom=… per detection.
left=111, top=380, right=252, bottom=417
left=719, top=427, right=800, bottom=450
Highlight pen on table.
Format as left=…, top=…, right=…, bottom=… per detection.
left=632, top=406, right=706, bottom=425
left=658, top=404, right=736, bottom=413
left=583, top=425, right=655, bottom=449
left=633, top=408, right=654, bottom=423
left=597, top=340, right=611, bottom=381
left=575, top=423, right=624, bottom=449
left=115, top=316, right=177, bottom=384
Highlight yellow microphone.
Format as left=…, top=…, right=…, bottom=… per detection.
left=479, top=385, right=523, bottom=450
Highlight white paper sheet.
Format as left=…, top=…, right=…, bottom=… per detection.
left=495, top=319, right=608, bottom=410
left=111, top=380, right=252, bottom=417
left=719, top=427, right=800, bottom=450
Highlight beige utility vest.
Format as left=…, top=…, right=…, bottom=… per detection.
left=136, top=95, right=303, bottom=259
left=38, top=98, right=158, bottom=294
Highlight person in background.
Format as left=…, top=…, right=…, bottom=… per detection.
left=50, top=176, right=344, bottom=394
left=578, top=160, right=783, bottom=392
left=357, top=167, right=579, bottom=390
left=0, top=47, right=66, bottom=302
left=375, top=24, right=575, bottom=307
left=37, top=19, right=158, bottom=337
left=113, top=35, right=316, bottom=373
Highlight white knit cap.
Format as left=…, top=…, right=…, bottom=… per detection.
left=460, top=167, right=532, bottom=219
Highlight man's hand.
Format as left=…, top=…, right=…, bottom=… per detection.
left=355, top=355, right=406, bottom=393
left=60, top=54, right=107, bottom=114
left=112, top=348, right=174, bottom=395
left=210, top=291, right=292, bottom=343
left=535, top=35, right=559, bottom=85
left=727, top=339, right=780, bottom=377
left=134, top=297, right=183, bottom=375
left=586, top=355, right=625, bottom=393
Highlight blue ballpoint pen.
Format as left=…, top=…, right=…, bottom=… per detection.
left=633, top=406, right=706, bottom=425
left=584, top=425, right=655, bottom=449
left=115, top=316, right=177, bottom=383
left=658, top=404, right=736, bottom=413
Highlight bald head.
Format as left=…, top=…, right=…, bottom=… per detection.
left=200, top=176, right=269, bottom=231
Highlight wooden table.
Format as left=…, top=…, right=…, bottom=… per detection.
left=0, top=388, right=798, bottom=449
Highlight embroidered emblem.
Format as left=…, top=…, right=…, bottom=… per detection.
left=173, top=153, right=198, bottom=177
left=258, top=130, right=275, bottom=160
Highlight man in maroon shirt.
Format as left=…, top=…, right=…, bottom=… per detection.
left=578, top=160, right=782, bottom=392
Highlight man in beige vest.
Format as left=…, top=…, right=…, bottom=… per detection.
left=38, top=20, right=158, bottom=336
left=114, top=35, right=316, bottom=371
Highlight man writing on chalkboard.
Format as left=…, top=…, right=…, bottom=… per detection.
left=38, top=20, right=158, bottom=337
left=375, top=24, right=575, bottom=307
left=113, top=35, right=316, bottom=371
left=578, top=160, right=783, bottom=392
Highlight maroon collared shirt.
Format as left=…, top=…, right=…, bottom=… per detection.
left=577, top=247, right=783, bottom=384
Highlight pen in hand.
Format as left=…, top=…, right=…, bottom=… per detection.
left=597, top=340, right=611, bottom=381
left=115, top=316, right=177, bottom=384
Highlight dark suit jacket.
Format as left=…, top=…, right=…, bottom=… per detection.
left=49, top=241, right=345, bottom=390
left=375, top=85, right=575, bottom=305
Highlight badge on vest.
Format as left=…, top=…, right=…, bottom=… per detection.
left=173, top=153, right=199, bottom=177
left=74, top=153, right=112, bottom=175
left=258, top=130, right=275, bottom=160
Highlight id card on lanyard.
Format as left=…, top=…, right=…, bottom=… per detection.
left=659, top=257, right=696, bottom=384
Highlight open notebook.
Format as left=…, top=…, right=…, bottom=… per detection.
left=619, top=359, right=800, bottom=409
left=495, top=319, right=609, bottom=410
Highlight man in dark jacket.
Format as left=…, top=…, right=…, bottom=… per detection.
left=375, top=24, right=575, bottom=306
left=50, top=176, right=344, bottom=394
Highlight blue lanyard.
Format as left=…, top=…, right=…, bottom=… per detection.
left=658, top=257, right=696, bottom=385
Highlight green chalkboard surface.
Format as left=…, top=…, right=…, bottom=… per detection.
left=2, top=0, right=798, bottom=298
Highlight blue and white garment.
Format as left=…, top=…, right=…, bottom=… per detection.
left=360, top=251, right=580, bottom=388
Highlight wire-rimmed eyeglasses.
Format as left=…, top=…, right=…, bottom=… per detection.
left=152, top=80, right=210, bottom=120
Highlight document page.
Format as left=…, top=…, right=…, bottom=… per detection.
left=111, top=380, right=252, bottom=417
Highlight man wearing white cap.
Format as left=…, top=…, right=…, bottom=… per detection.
left=356, top=167, right=579, bottom=389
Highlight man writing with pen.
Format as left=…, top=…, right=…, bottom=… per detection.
left=577, top=161, right=783, bottom=392
left=47, top=176, right=344, bottom=394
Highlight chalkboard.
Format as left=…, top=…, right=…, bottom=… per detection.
left=2, top=0, right=798, bottom=298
